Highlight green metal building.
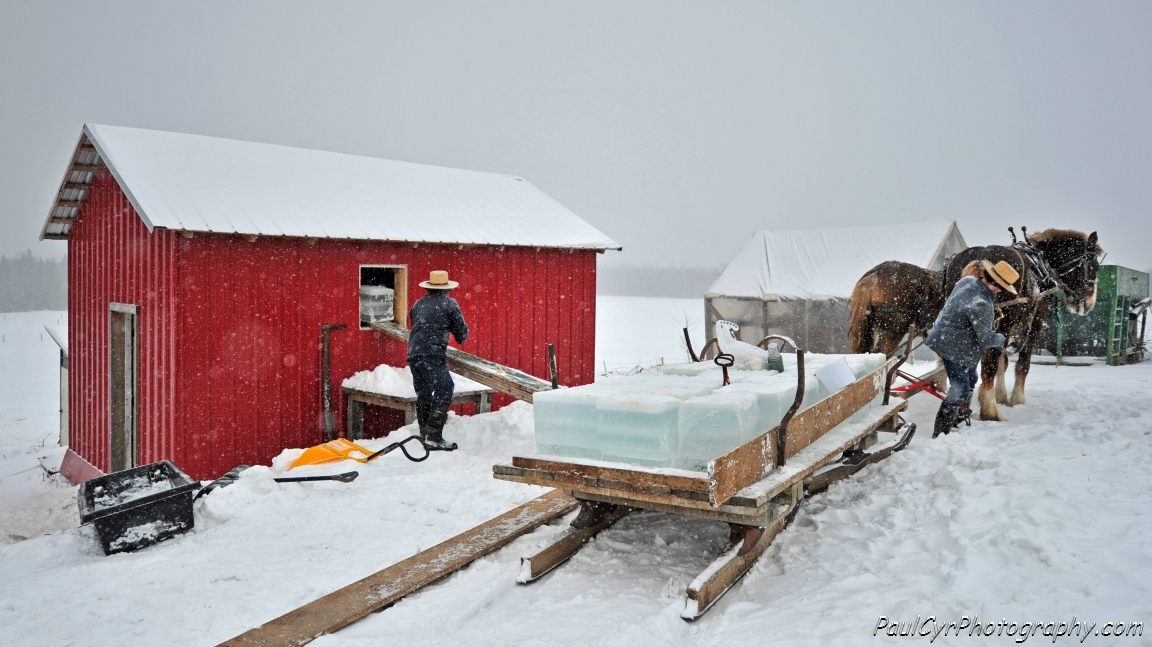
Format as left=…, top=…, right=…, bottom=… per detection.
left=1039, top=265, right=1149, bottom=365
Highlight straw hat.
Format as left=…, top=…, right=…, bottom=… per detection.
left=980, top=260, right=1019, bottom=295
left=419, top=270, right=459, bottom=290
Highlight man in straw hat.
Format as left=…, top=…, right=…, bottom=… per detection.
left=408, top=270, right=469, bottom=451
left=926, top=259, right=1019, bottom=437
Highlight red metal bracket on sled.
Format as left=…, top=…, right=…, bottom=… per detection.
left=890, top=370, right=972, bottom=426
left=889, top=369, right=947, bottom=401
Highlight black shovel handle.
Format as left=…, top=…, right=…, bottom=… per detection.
left=364, top=434, right=430, bottom=463
left=275, top=471, right=359, bottom=484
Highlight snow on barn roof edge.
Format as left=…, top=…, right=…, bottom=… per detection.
left=707, top=220, right=967, bottom=300
left=40, top=124, right=621, bottom=251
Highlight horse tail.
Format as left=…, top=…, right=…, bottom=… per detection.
left=848, top=273, right=878, bottom=354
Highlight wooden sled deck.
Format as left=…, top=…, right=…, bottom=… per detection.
left=494, top=356, right=917, bottom=619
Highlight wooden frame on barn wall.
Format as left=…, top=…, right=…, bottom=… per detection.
left=358, top=264, right=408, bottom=329
left=109, top=302, right=138, bottom=472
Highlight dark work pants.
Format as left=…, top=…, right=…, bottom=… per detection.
left=409, top=355, right=455, bottom=405
left=942, top=357, right=978, bottom=406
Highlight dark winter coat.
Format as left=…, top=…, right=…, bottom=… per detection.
left=407, top=291, right=469, bottom=360
left=926, top=276, right=1006, bottom=366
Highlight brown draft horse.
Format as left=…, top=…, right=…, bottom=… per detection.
left=848, top=261, right=944, bottom=356
left=943, top=229, right=1102, bottom=421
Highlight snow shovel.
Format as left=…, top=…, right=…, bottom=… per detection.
left=275, top=471, right=359, bottom=484
left=288, top=435, right=429, bottom=470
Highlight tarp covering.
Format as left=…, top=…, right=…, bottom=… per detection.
left=70, top=124, right=620, bottom=250
left=708, top=221, right=966, bottom=300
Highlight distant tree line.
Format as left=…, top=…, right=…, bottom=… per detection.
left=597, top=264, right=723, bottom=298
left=0, top=251, right=67, bottom=312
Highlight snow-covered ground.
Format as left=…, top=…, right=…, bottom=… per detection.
left=0, top=311, right=76, bottom=548
left=1, top=305, right=1151, bottom=646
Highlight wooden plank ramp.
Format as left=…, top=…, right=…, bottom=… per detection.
left=370, top=321, right=552, bottom=402
left=218, top=490, right=578, bottom=647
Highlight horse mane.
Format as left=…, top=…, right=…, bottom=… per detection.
left=1028, top=228, right=1104, bottom=255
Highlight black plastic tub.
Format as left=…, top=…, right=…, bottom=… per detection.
left=77, top=460, right=200, bottom=555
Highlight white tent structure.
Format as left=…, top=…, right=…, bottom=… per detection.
left=705, top=220, right=967, bottom=353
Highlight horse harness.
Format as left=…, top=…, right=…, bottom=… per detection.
left=1008, top=226, right=1099, bottom=299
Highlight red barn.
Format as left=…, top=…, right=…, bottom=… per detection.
left=40, top=125, right=619, bottom=481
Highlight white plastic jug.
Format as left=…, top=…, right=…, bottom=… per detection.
left=814, top=357, right=856, bottom=394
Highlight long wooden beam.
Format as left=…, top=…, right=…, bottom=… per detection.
left=218, top=490, right=578, bottom=647
left=706, top=357, right=899, bottom=507
left=370, top=320, right=552, bottom=402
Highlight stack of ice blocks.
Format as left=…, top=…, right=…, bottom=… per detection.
left=531, top=352, right=887, bottom=471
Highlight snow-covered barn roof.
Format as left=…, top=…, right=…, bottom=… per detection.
left=707, top=220, right=967, bottom=300
left=40, top=124, right=621, bottom=251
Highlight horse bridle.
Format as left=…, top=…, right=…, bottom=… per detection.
left=1052, top=247, right=1103, bottom=288
left=1009, top=227, right=1101, bottom=298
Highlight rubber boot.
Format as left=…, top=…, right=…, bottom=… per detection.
left=932, top=403, right=958, bottom=439
left=423, top=403, right=457, bottom=451
left=955, top=404, right=972, bottom=428
left=957, top=392, right=975, bottom=427
left=415, top=402, right=433, bottom=437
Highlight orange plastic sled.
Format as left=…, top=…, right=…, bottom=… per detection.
left=290, top=438, right=377, bottom=469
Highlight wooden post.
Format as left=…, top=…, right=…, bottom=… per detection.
left=346, top=398, right=364, bottom=441
left=547, top=343, right=559, bottom=389
left=321, top=324, right=347, bottom=440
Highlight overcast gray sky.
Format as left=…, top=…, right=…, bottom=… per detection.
left=2, top=1, right=1149, bottom=271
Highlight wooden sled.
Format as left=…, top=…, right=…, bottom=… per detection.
left=494, top=356, right=916, bottom=620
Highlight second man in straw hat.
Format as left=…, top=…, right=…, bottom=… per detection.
left=925, top=259, right=1018, bottom=437
left=408, top=270, right=469, bottom=451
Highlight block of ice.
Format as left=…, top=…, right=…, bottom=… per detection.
left=676, top=390, right=759, bottom=472
left=725, top=376, right=797, bottom=438
left=530, top=352, right=889, bottom=468
left=815, top=357, right=856, bottom=394
left=597, top=393, right=681, bottom=467
left=532, top=387, right=602, bottom=459
left=843, top=353, right=887, bottom=380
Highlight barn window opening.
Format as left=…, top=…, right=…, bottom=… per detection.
left=360, top=265, right=407, bottom=329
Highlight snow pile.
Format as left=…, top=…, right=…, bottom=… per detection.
left=342, top=363, right=489, bottom=398
left=91, top=474, right=173, bottom=510
left=533, top=353, right=886, bottom=470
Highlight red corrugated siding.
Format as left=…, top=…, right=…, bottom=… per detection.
left=68, top=168, right=178, bottom=474
left=68, top=174, right=598, bottom=480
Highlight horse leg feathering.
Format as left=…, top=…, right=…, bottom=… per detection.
left=994, top=353, right=1010, bottom=406
left=979, top=349, right=1005, bottom=421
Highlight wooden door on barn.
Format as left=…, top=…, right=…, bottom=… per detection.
left=109, top=303, right=138, bottom=472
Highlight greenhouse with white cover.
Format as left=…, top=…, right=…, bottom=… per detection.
left=704, top=220, right=967, bottom=354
